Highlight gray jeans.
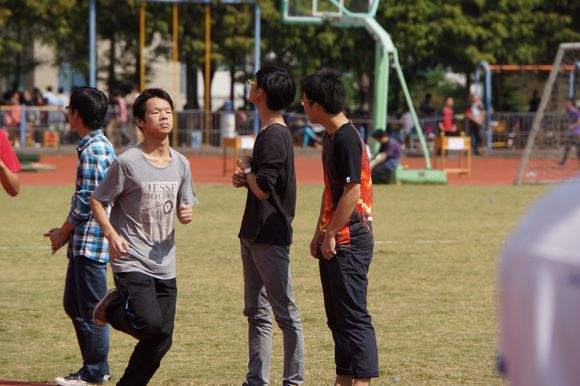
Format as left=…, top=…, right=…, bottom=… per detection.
left=240, top=238, right=304, bottom=386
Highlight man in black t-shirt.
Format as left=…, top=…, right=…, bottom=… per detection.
left=302, top=69, right=379, bottom=385
left=232, top=66, right=304, bottom=386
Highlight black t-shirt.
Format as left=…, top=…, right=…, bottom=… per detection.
left=239, top=123, right=296, bottom=246
left=320, top=123, right=373, bottom=246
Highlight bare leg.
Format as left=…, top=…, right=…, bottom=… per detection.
left=335, top=374, right=353, bottom=386
left=353, top=379, right=371, bottom=386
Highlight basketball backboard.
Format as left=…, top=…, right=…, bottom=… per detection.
left=282, top=0, right=378, bottom=24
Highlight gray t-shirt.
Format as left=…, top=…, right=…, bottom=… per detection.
left=93, top=146, right=197, bottom=279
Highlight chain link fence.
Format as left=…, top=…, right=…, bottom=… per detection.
left=0, top=105, right=564, bottom=153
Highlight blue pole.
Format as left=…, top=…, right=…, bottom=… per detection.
left=568, top=69, right=574, bottom=100
left=89, top=0, right=96, bottom=87
left=20, top=107, right=26, bottom=147
left=569, top=61, right=580, bottom=100
left=252, top=4, right=261, bottom=135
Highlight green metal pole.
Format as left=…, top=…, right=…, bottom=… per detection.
left=392, top=48, right=431, bottom=169
left=361, top=17, right=432, bottom=170
left=373, top=44, right=388, bottom=131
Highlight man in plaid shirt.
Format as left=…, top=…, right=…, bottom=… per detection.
left=45, top=87, right=116, bottom=386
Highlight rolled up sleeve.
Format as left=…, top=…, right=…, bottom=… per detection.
left=254, top=137, right=285, bottom=194
left=67, top=153, right=106, bottom=225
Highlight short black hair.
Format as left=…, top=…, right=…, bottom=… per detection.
left=255, top=66, right=296, bottom=111
left=371, top=129, right=387, bottom=139
left=301, top=68, right=345, bottom=114
left=133, top=88, right=174, bottom=131
left=69, top=87, right=108, bottom=130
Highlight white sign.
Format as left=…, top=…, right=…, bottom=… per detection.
left=239, top=135, right=255, bottom=150
left=447, top=137, right=466, bottom=150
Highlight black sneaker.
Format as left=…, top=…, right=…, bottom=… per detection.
left=93, top=288, right=118, bottom=327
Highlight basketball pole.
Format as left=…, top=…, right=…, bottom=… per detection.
left=280, top=0, right=445, bottom=183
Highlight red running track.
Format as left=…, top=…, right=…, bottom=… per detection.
left=17, top=154, right=522, bottom=187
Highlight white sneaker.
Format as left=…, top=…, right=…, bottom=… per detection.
left=93, top=288, right=119, bottom=327
left=55, top=373, right=97, bottom=385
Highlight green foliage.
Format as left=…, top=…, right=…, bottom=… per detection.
left=0, top=0, right=75, bottom=88
left=2, top=0, right=580, bottom=109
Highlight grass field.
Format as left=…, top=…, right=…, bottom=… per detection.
left=0, top=183, right=548, bottom=385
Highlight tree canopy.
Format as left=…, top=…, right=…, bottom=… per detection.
left=1, top=0, right=580, bottom=110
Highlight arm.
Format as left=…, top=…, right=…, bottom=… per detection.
left=90, top=197, right=129, bottom=259
left=238, top=131, right=289, bottom=201
left=369, top=152, right=387, bottom=170
left=320, top=182, right=361, bottom=260
left=177, top=205, right=193, bottom=224
left=67, top=153, right=103, bottom=224
left=44, top=153, right=104, bottom=254
left=309, top=190, right=326, bottom=258
left=177, top=160, right=196, bottom=224
left=232, top=170, right=248, bottom=189
left=236, top=156, right=270, bottom=201
left=0, top=158, right=20, bottom=196
left=570, top=117, right=580, bottom=131
left=43, top=219, right=75, bottom=255
left=244, top=171, right=269, bottom=200
left=477, top=109, right=485, bottom=125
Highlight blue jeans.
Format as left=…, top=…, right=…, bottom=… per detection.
left=301, top=126, right=318, bottom=147
left=63, top=255, right=110, bottom=383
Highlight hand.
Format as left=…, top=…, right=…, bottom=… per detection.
left=321, top=232, right=337, bottom=260
left=178, top=204, right=193, bottom=224
left=236, top=155, right=252, bottom=171
left=309, top=231, right=320, bottom=259
left=107, top=233, right=130, bottom=260
left=232, top=171, right=248, bottom=188
left=43, top=228, right=68, bottom=255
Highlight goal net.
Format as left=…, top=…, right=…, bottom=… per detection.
left=515, top=43, right=580, bottom=184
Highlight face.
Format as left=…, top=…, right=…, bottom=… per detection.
left=66, top=105, right=78, bottom=129
left=137, top=97, right=173, bottom=138
left=247, top=78, right=263, bottom=106
left=301, top=94, right=318, bottom=123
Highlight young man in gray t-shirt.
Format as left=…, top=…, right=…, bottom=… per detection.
left=90, top=88, right=197, bottom=386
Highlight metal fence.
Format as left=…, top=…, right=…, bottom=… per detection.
left=0, top=105, right=570, bottom=152
left=0, top=106, right=261, bottom=149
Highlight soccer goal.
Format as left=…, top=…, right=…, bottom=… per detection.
left=515, top=43, right=580, bottom=184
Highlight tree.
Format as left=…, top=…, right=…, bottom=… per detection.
left=0, top=0, right=75, bottom=90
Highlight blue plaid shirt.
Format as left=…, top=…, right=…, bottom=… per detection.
left=66, top=129, right=116, bottom=262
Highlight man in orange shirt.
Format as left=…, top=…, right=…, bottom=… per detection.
left=302, top=69, right=379, bottom=386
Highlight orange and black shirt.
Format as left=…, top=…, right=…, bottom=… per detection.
left=320, top=122, right=373, bottom=246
